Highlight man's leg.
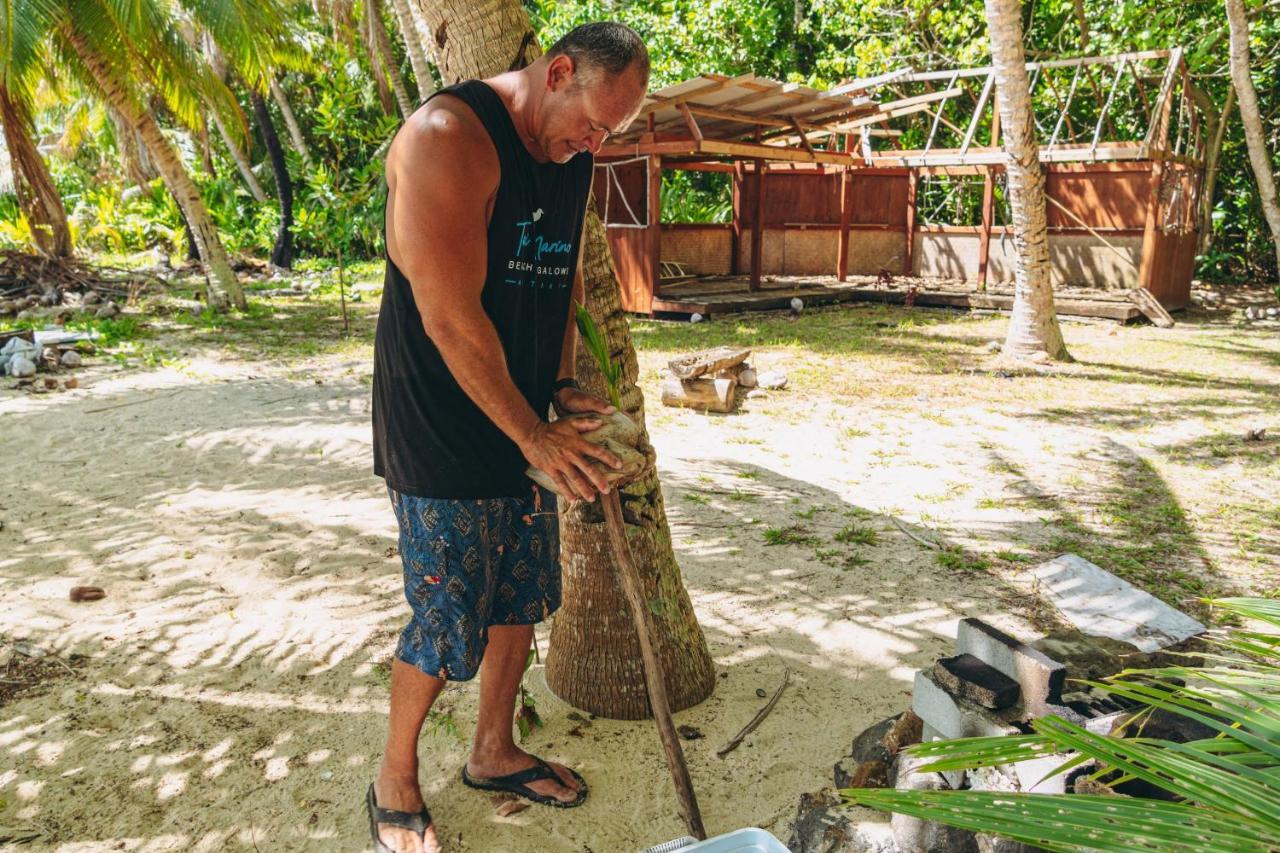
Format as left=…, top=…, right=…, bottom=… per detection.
left=375, top=659, right=446, bottom=853
left=465, top=624, right=582, bottom=802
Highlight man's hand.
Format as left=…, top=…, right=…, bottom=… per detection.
left=519, top=417, right=623, bottom=503
left=552, top=385, right=615, bottom=418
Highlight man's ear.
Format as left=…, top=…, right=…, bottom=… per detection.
left=546, top=54, right=576, bottom=92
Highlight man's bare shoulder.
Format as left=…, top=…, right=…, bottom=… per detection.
left=387, top=95, right=499, bottom=192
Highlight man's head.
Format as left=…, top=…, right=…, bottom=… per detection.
left=534, top=22, right=649, bottom=163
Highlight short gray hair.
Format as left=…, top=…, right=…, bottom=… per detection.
left=546, top=22, right=649, bottom=85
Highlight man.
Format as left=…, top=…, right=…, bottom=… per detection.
left=367, top=22, right=650, bottom=853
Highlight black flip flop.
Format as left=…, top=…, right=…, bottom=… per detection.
left=366, top=783, right=432, bottom=852
left=461, top=757, right=589, bottom=808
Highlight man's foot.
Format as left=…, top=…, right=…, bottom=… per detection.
left=465, top=748, right=584, bottom=805
left=371, top=774, right=441, bottom=853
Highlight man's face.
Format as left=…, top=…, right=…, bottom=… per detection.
left=541, top=56, right=647, bottom=164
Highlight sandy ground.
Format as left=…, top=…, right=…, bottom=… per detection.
left=1, top=298, right=1276, bottom=851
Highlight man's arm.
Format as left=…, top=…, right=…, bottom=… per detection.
left=385, top=102, right=618, bottom=500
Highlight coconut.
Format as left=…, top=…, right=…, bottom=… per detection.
left=526, top=410, right=650, bottom=497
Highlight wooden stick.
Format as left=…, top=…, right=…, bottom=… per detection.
left=716, top=669, right=790, bottom=757
left=601, top=492, right=706, bottom=840
left=892, top=517, right=941, bottom=550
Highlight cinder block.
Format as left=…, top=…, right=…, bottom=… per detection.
left=957, top=618, right=1066, bottom=713
left=934, top=654, right=1021, bottom=709
left=919, top=720, right=966, bottom=791
left=893, top=753, right=979, bottom=852
left=913, top=669, right=1021, bottom=741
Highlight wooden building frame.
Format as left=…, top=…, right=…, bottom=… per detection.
left=594, top=49, right=1205, bottom=318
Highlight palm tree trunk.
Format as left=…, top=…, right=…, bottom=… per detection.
left=1198, top=84, right=1234, bottom=255
left=0, top=84, right=72, bottom=258
left=62, top=27, right=243, bottom=309
left=984, top=0, right=1068, bottom=361
left=388, top=0, right=435, bottom=101
left=251, top=89, right=293, bottom=269
left=210, top=107, right=268, bottom=203
left=409, top=0, right=715, bottom=719
left=367, top=0, right=413, bottom=117
left=108, top=104, right=159, bottom=187
left=1226, top=0, right=1280, bottom=279
left=269, top=77, right=313, bottom=170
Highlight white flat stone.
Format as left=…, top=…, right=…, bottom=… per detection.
left=1030, top=554, right=1205, bottom=653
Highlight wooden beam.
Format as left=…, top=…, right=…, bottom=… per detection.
left=904, top=169, right=917, bottom=275
left=648, top=154, right=663, bottom=301
left=731, top=161, right=743, bottom=275
left=789, top=116, right=817, bottom=159
left=751, top=159, right=765, bottom=292
left=637, top=74, right=754, bottom=117
left=893, top=49, right=1172, bottom=84
left=678, top=103, right=703, bottom=142
left=838, top=168, right=851, bottom=281
left=977, top=165, right=996, bottom=289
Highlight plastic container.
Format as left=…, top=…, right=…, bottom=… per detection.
left=641, top=828, right=790, bottom=853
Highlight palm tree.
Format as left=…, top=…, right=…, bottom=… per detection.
left=365, top=0, right=411, bottom=117
left=406, top=0, right=717, bottom=719
left=36, top=0, right=270, bottom=308
left=0, top=3, right=72, bottom=257
left=386, top=0, right=434, bottom=101
left=1226, top=0, right=1280, bottom=279
left=985, top=0, right=1068, bottom=362
left=0, top=83, right=72, bottom=256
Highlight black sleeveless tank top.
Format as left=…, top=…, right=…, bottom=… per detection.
left=372, top=80, right=594, bottom=498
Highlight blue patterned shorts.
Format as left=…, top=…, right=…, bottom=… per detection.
left=388, top=484, right=561, bottom=681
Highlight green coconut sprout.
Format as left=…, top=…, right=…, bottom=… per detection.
left=575, top=302, right=622, bottom=410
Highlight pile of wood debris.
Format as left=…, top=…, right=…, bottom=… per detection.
left=0, top=250, right=164, bottom=323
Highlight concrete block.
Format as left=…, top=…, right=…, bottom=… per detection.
left=912, top=669, right=1022, bottom=741
left=1029, top=554, right=1205, bottom=653
left=933, top=654, right=1020, bottom=709
left=1012, top=754, right=1072, bottom=794
left=892, top=754, right=978, bottom=853
left=956, top=619, right=1066, bottom=713
left=918, top=721, right=965, bottom=790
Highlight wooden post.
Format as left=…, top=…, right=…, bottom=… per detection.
left=750, top=160, right=765, bottom=291
left=649, top=154, right=663, bottom=300
left=903, top=169, right=917, bottom=276
left=977, top=94, right=1000, bottom=290
left=837, top=167, right=851, bottom=281
left=977, top=165, right=996, bottom=289
left=1138, top=66, right=1177, bottom=295
left=731, top=161, right=743, bottom=275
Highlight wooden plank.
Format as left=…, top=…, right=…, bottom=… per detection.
left=1128, top=287, right=1175, bottom=327
left=895, top=49, right=1172, bottom=83
left=678, top=103, right=703, bottom=142
left=668, top=347, right=752, bottom=379
left=904, top=170, right=918, bottom=275
left=977, top=165, right=996, bottom=288
left=636, top=74, right=754, bottom=118
left=731, top=162, right=743, bottom=275
left=838, top=168, right=851, bottom=282
left=751, top=160, right=765, bottom=291
left=699, top=139, right=852, bottom=166
left=648, top=155, right=663, bottom=302
left=789, top=116, right=817, bottom=158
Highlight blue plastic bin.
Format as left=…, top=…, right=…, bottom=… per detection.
left=642, top=828, right=790, bottom=853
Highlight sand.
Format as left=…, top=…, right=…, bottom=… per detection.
left=1, top=304, right=1274, bottom=851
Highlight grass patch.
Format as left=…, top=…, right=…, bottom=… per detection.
left=763, top=525, right=816, bottom=546
left=834, top=523, right=879, bottom=545
left=935, top=546, right=991, bottom=573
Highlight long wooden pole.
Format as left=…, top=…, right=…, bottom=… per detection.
left=601, top=492, right=706, bottom=840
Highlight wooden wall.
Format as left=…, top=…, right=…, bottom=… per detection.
left=598, top=158, right=1200, bottom=313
